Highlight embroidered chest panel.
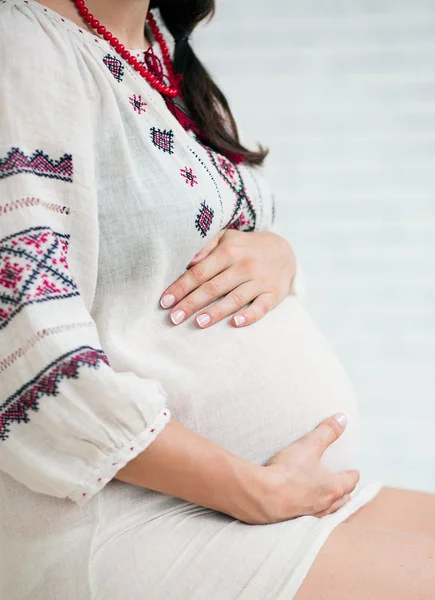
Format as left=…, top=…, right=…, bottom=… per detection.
left=92, top=59, right=274, bottom=294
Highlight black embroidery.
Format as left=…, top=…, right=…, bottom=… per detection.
left=0, top=227, right=78, bottom=330
left=150, top=128, right=175, bottom=154
left=129, top=94, right=147, bottom=115
left=0, top=148, right=73, bottom=183
left=0, top=347, right=109, bottom=441
left=103, top=54, right=124, bottom=82
left=195, top=201, right=215, bottom=238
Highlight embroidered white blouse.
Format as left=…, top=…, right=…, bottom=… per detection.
left=0, top=0, right=289, bottom=505
left=0, top=2, right=382, bottom=599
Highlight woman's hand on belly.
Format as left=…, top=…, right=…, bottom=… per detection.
left=261, top=413, right=361, bottom=524
left=115, top=411, right=360, bottom=526
left=159, top=228, right=296, bottom=329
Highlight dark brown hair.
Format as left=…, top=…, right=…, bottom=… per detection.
left=149, top=0, right=268, bottom=166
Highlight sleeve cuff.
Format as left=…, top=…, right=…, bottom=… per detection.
left=68, top=407, right=171, bottom=507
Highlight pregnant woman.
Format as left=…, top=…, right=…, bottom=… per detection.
left=1, top=1, right=434, bottom=598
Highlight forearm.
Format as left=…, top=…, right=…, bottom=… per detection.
left=114, top=419, right=272, bottom=523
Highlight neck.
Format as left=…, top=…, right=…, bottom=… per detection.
left=36, top=0, right=152, bottom=50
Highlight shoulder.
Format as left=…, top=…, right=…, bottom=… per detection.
left=0, top=2, right=92, bottom=139
left=0, top=1, right=84, bottom=87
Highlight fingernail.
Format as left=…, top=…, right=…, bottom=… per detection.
left=196, top=313, right=211, bottom=327
left=170, top=309, right=185, bottom=325
left=160, top=293, right=176, bottom=308
left=234, top=315, right=246, bottom=326
left=333, top=412, right=348, bottom=428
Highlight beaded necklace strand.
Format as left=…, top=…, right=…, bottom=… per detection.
left=72, top=0, right=179, bottom=98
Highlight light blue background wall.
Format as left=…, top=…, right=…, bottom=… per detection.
left=196, top=0, right=435, bottom=493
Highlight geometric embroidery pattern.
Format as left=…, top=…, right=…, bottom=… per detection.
left=0, top=147, right=73, bottom=183
left=217, top=157, right=236, bottom=182
left=0, top=227, right=79, bottom=330
left=0, top=346, right=109, bottom=441
left=195, top=200, right=214, bottom=238
left=180, top=167, right=198, bottom=187
left=129, top=94, right=147, bottom=115
left=103, top=54, right=124, bottom=82
left=226, top=212, right=250, bottom=231
left=150, top=127, right=175, bottom=154
left=188, top=145, right=224, bottom=228
left=206, top=147, right=256, bottom=232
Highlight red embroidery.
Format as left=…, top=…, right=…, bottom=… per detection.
left=129, top=94, right=147, bottom=115
left=0, top=147, right=73, bottom=183
left=150, top=128, right=174, bottom=154
left=195, top=201, right=214, bottom=238
left=0, top=347, right=109, bottom=441
left=227, top=213, right=250, bottom=230
left=0, top=197, right=70, bottom=217
left=0, top=227, right=78, bottom=330
left=217, top=157, right=236, bottom=182
left=206, top=147, right=257, bottom=232
left=103, top=54, right=124, bottom=82
left=180, top=167, right=198, bottom=187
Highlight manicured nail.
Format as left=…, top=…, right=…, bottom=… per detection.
left=196, top=313, right=211, bottom=327
left=234, top=315, right=246, bottom=326
left=170, top=309, right=185, bottom=325
left=160, top=293, right=175, bottom=308
left=333, top=413, right=348, bottom=427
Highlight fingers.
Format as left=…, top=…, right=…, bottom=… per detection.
left=311, top=469, right=359, bottom=517
left=194, top=280, right=259, bottom=328
left=334, top=469, right=361, bottom=496
left=314, top=494, right=351, bottom=518
left=169, top=269, right=248, bottom=327
left=159, top=248, right=232, bottom=310
left=230, top=292, right=278, bottom=327
left=187, top=230, right=226, bottom=268
left=304, top=413, right=348, bottom=457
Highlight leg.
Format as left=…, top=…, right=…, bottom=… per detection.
left=344, top=486, right=435, bottom=537
left=294, top=522, right=435, bottom=600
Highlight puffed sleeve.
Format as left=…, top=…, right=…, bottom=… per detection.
left=0, top=6, right=170, bottom=506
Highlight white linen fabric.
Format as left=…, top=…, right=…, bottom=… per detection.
left=0, top=1, right=382, bottom=598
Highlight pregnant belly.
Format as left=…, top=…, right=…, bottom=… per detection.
left=127, top=296, right=360, bottom=473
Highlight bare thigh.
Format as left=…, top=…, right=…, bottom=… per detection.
left=294, top=522, right=435, bottom=600
left=344, top=486, right=435, bottom=537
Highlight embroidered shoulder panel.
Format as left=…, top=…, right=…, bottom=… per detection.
left=0, top=227, right=79, bottom=329
left=0, top=347, right=109, bottom=441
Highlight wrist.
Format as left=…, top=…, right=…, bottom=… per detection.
left=231, top=463, right=289, bottom=525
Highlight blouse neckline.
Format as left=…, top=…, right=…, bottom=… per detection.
left=24, top=0, right=156, bottom=55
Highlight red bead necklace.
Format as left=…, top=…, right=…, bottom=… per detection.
left=72, top=0, right=179, bottom=98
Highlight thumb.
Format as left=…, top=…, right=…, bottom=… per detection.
left=187, top=229, right=226, bottom=267
left=303, top=413, right=348, bottom=456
